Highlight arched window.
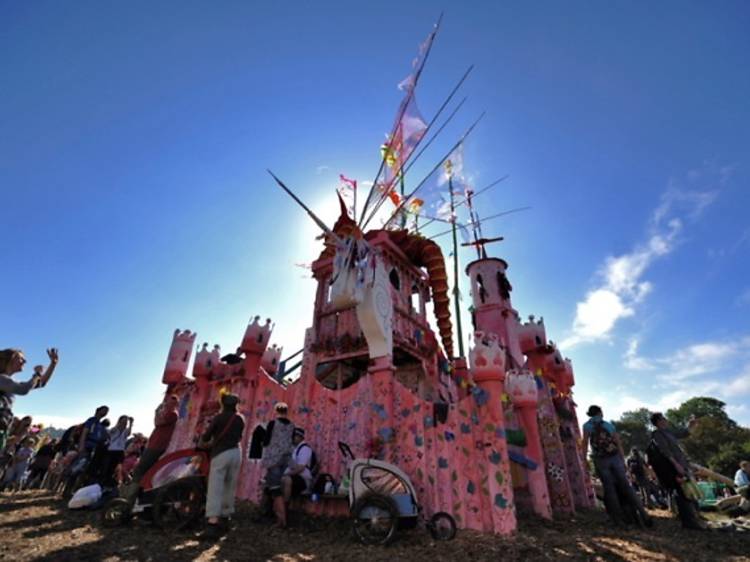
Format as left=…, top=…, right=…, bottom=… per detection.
left=497, top=271, right=512, bottom=300
left=476, top=274, right=487, bottom=304
left=410, top=284, right=420, bottom=313
left=389, top=268, right=401, bottom=291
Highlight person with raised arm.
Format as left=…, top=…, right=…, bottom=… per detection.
left=0, top=348, right=58, bottom=452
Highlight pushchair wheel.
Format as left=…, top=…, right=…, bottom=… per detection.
left=352, top=493, right=398, bottom=545
left=102, top=498, right=132, bottom=528
left=153, top=476, right=205, bottom=532
left=427, top=512, right=456, bottom=541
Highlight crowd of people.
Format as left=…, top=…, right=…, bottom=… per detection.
left=583, top=404, right=750, bottom=531
left=0, top=346, right=318, bottom=543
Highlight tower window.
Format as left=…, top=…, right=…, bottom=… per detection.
left=497, top=271, right=512, bottom=300
left=389, top=268, right=401, bottom=291
left=476, top=274, right=487, bottom=304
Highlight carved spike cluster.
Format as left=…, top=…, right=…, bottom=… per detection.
left=469, top=331, right=505, bottom=380
left=506, top=368, right=538, bottom=407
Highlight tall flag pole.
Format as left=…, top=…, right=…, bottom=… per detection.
left=448, top=164, right=465, bottom=359
left=377, top=111, right=485, bottom=231
left=417, top=174, right=508, bottom=231
left=358, top=15, right=442, bottom=227
left=465, top=188, right=482, bottom=259
left=268, top=170, right=338, bottom=240
left=363, top=68, right=473, bottom=230
left=428, top=206, right=532, bottom=241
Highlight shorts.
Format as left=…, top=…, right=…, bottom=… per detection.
left=290, top=474, right=308, bottom=497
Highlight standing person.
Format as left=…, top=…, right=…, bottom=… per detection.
left=78, top=406, right=110, bottom=459
left=199, top=393, right=245, bottom=541
left=582, top=405, right=652, bottom=527
left=1, top=437, right=35, bottom=491
left=262, top=402, right=295, bottom=527
left=627, top=448, right=655, bottom=508
left=100, top=415, right=133, bottom=487
left=123, top=395, right=179, bottom=502
left=735, top=461, right=750, bottom=490
left=278, top=428, right=316, bottom=528
left=648, top=412, right=704, bottom=529
left=0, top=348, right=58, bottom=451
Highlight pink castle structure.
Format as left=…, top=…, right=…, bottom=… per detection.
left=159, top=201, right=594, bottom=535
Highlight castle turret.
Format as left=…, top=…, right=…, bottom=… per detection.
left=466, top=258, right=524, bottom=368
left=240, top=315, right=273, bottom=376
left=163, top=329, right=196, bottom=385
left=506, top=368, right=552, bottom=519
left=261, top=344, right=283, bottom=375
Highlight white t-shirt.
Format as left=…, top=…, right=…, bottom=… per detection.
left=108, top=426, right=131, bottom=452
left=285, top=442, right=313, bottom=488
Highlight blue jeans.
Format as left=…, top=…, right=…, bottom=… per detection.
left=594, top=454, right=647, bottom=524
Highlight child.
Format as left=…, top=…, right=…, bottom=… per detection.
left=2, top=437, right=35, bottom=491
left=116, top=439, right=143, bottom=485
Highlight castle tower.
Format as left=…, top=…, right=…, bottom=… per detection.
left=162, top=329, right=197, bottom=385
left=469, top=331, right=517, bottom=533
left=519, top=317, right=576, bottom=515
left=465, top=258, right=524, bottom=368
left=261, top=344, right=283, bottom=376
left=506, top=368, right=552, bottom=519
left=240, top=315, right=273, bottom=377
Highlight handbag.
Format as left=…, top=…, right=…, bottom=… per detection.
left=198, top=414, right=240, bottom=451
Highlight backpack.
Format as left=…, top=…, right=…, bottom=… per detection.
left=297, top=443, right=318, bottom=475
left=590, top=421, right=619, bottom=458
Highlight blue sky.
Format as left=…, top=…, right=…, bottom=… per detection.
left=2, top=1, right=749, bottom=432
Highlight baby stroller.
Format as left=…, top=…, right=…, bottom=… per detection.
left=338, top=442, right=456, bottom=545
left=102, top=448, right=209, bottom=532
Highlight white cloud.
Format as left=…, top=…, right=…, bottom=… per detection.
left=560, top=168, right=723, bottom=350
left=727, top=367, right=750, bottom=395
left=623, top=337, right=655, bottom=370
left=577, top=338, right=750, bottom=427
left=658, top=337, right=750, bottom=382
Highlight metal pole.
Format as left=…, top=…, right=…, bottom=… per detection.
left=449, top=175, right=465, bottom=359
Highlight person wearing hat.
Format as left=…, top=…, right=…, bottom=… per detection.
left=199, top=393, right=245, bottom=540
left=277, top=428, right=316, bottom=527
left=582, top=405, right=652, bottom=527
left=261, top=401, right=295, bottom=527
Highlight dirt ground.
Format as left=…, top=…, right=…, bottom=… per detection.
left=1, top=491, right=749, bottom=562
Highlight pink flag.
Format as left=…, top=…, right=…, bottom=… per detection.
left=337, top=174, right=358, bottom=218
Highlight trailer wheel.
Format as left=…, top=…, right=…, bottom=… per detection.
left=101, top=498, right=132, bottom=528
left=427, top=512, right=457, bottom=541
left=152, top=477, right=205, bottom=532
left=352, top=493, right=399, bottom=545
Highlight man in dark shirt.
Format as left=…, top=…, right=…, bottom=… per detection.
left=649, top=412, right=704, bottom=529
left=200, top=393, right=244, bottom=540
left=78, top=406, right=110, bottom=455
